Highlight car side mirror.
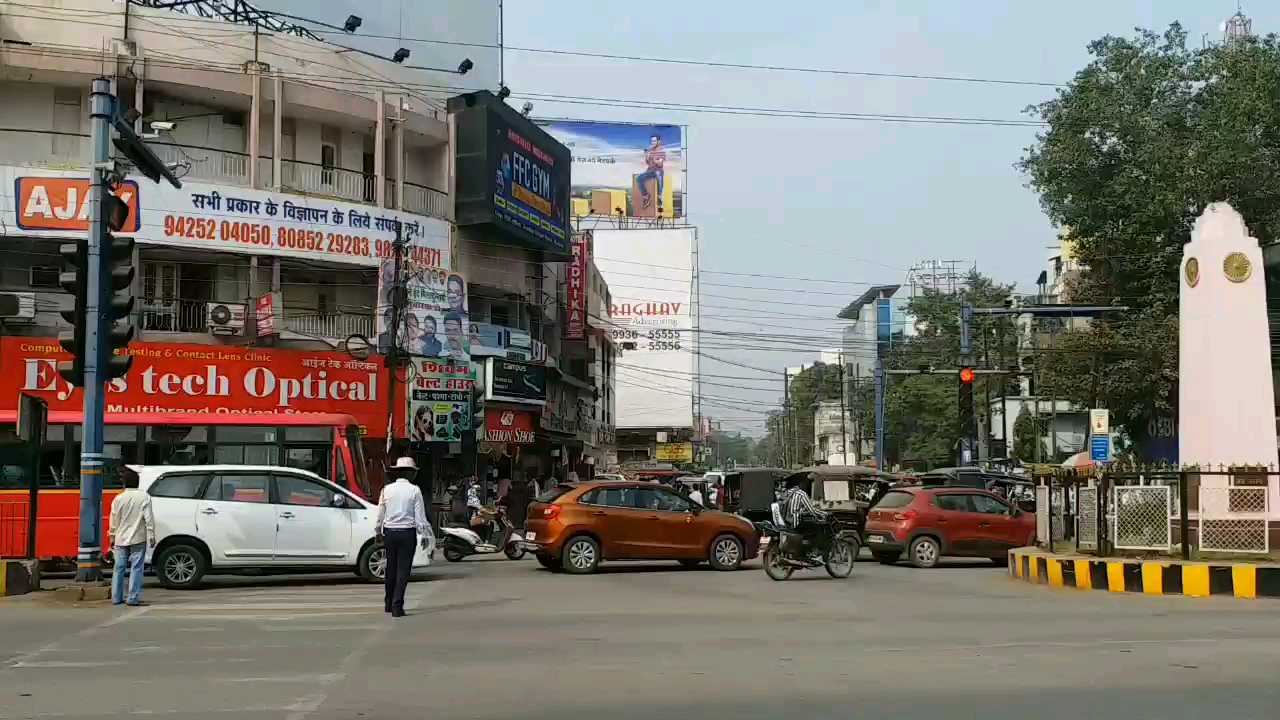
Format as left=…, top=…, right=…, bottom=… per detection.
left=332, top=493, right=348, bottom=508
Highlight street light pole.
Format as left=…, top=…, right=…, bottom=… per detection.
left=839, top=355, right=848, bottom=466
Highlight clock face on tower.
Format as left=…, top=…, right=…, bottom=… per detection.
left=1185, top=257, right=1199, bottom=288
left=1224, top=252, right=1252, bottom=283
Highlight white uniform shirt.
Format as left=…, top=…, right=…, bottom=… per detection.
left=689, top=489, right=704, bottom=506
left=376, top=479, right=429, bottom=535
left=108, top=489, right=155, bottom=547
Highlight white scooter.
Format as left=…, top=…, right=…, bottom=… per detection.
left=440, top=507, right=526, bottom=561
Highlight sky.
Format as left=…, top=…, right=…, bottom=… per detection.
left=258, top=0, right=1265, bottom=434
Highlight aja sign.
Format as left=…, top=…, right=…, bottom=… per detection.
left=15, top=176, right=141, bottom=232
left=484, top=409, right=536, bottom=444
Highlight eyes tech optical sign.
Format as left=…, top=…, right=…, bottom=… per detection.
left=449, top=91, right=571, bottom=257
left=4, top=168, right=449, bottom=269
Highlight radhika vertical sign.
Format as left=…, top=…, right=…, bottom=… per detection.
left=566, top=231, right=590, bottom=339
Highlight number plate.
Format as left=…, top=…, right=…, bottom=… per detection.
left=525, top=531, right=536, bottom=541
left=867, top=535, right=884, bottom=544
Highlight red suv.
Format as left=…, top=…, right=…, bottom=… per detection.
left=862, top=487, right=1034, bottom=568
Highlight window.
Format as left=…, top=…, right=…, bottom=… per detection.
left=873, top=490, right=915, bottom=509
left=583, top=486, right=636, bottom=508
left=275, top=473, right=334, bottom=507
left=490, top=304, right=511, bottom=327
left=970, top=494, right=1010, bottom=515
left=538, top=484, right=573, bottom=503
left=284, top=427, right=331, bottom=442
left=283, top=447, right=328, bottom=479
left=204, top=473, right=271, bottom=503
left=149, top=473, right=210, bottom=499
left=636, top=487, right=691, bottom=512
left=217, top=426, right=276, bottom=443
left=933, top=494, right=971, bottom=512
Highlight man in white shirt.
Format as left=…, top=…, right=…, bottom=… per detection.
left=108, top=467, right=155, bottom=607
left=689, top=486, right=704, bottom=506
left=376, top=456, right=430, bottom=617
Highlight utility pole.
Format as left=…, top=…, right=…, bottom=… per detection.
left=838, top=355, right=848, bottom=466
left=874, top=357, right=885, bottom=470
left=384, top=220, right=407, bottom=455
left=782, top=371, right=791, bottom=468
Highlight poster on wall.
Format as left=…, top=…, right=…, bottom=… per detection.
left=538, top=121, right=684, bottom=219
left=2, top=169, right=450, bottom=269
left=485, top=358, right=547, bottom=405
left=407, top=359, right=476, bottom=443
left=565, top=231, right=591, bottom=340
left=592, top=228, right=694, bottom=429
left=376, top=265, right=470, bottom=362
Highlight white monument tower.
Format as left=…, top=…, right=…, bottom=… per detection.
left=1179, top=202, right=1278, bottom=473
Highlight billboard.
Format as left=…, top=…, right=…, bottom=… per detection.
left=485, top=358, right=547, bottom=406
left=407, top=359, right=477, bottom=443
left=593, top=228, right=695, bottom=429
left=655, top=442, right=694, bottom=463
left=538, top=121, right=684, bottom=219
left=451, top=92, right=572, bottom=257
left=3, top=168, right=449, bottom=269
left=565, top=231, right=591, bottom=339
left=377, top=263, right=470, bottom=362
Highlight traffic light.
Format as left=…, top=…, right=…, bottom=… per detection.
left=958, top=367, right=976, bottom=384
left=58, top=241, right=88, bottom=386
left=100, top=188, right=135, bottom=381
left=958, top=367, right=976, bottom=465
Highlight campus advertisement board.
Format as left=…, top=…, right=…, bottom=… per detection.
left=538, top=121, right=684, bottom=219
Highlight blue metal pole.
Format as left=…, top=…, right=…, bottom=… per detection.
left=75, top=78, right=112, bottom=584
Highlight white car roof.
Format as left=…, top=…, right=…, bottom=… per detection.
left=130, top=465, right=328, bottom=489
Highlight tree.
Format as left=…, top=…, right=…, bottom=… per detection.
left=1019, top=24, right=1280, bottom=448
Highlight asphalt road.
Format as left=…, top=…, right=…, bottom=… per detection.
left=2, top=554, right=1279, bottom=719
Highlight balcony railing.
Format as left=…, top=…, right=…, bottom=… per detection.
left=284, top=311, right=373, bottom=341
left=140, top=298, right=209, bottom=334
left=0, top=128, right=449, bottom=221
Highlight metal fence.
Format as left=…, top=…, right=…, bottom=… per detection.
left=1035, top=485, right=1050, bottom=544
left=1076, top=487, right=1098, bottom=550
left=1112, top=485, right=1173, bottom=551
left=1199, top=484, right=1270, bottom=553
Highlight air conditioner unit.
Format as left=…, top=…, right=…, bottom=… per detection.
left=206, top=302, right=247, bottom=336
left=0, top=292, right=36, bottom=320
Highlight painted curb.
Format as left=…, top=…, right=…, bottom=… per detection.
left=1008, top=548, right=1280, bottom=599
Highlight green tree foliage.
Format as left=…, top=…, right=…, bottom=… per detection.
left=1020, top=24, right=1280, bottom=445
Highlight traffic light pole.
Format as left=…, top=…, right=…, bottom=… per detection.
left=75, top=78, right=112, bottom=583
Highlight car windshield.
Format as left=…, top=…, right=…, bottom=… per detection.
left=872, top=490, right=915, bottom=509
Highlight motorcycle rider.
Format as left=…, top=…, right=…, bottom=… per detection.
left=779, top=476, right=829, bottom=552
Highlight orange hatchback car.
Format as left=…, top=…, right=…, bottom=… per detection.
left=524, top=482, right=760, bottom=574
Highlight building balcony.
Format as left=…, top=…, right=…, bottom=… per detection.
left=0, top=129, right=448, bottom=222
left=138, top=297, right=372, bottom=343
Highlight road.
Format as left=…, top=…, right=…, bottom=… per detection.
left=2, top=555, right=1278, bottom=719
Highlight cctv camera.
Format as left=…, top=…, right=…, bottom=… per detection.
left=150, top=121, right=175, bottom=132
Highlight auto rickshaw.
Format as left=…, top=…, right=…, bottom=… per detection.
left=720, top=467, right=788, bottom=521
left=782, top=465, right=899, bottom=540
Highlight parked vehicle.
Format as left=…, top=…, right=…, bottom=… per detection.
left=780, top=465, right=898, bottom=542
left=913, top=467, right=1036, bottom=512
left=440, top=506, right=524, bottom=561
left=523, top=481, right=760, bottom=574
left=862, top=486, right=1034, bottom=568
left=757, top=514, right=858, bottom=581
left=136, top=465, right=434, bottom=588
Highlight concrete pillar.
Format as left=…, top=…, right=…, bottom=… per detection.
left=272, top=72, right=283, bottom=190
left=248, top=68, right=261, bottom=188
left=133, top=65, right=144, bottom=135
left=271, top=257, right=280, bottom=293
left=394, top=97, right=404, bottom=210
left=374, top=89, right=386, bottom=208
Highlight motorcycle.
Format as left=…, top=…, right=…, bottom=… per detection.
left=440, top=507, right=526, bottom=562
left=756, top=513, right=859, bottom=581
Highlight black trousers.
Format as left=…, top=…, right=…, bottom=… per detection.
left=383, top=528, right=417, bottom=614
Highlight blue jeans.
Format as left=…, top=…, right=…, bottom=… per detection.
left=636, top=169, right=664, bottom=203
left=112, top=543, right=146, bottom=605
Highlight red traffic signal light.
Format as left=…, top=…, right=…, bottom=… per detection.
left=958, top=367, right=976, bottom=384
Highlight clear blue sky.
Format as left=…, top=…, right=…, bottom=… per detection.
left=265, top=0, right=1264, bottom=433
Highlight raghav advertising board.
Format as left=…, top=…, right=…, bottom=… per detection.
left=592, top=228, right=695, bottom=429
left=0, top=338, right=388, bottom=430
left=3, top=168, right=450, bottom=269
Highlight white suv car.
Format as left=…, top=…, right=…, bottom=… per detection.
left=135, top=465, right=433, bottom=589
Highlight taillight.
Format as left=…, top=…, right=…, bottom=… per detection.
left=542, top=505, right=561, bottom=520
left=893, top=509, right=918, bottom=522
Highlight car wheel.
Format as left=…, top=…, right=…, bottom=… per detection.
left=155, top=544, right=207, bottom=589
left=357, top=542, right=386, bottom=582
left=561, top=536, right=599, bottom=574
left=872, top=551, right=901, bottom=565
left=708, top=534, right=744, bottom=571
left=908, top=536, right=941, bottom=569
left=763, top=544, right=793, bottom=581
left=536, top=553, right=562, bottom=571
